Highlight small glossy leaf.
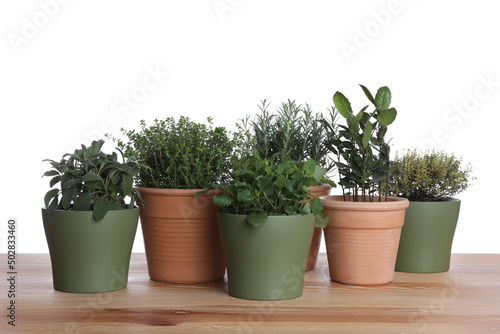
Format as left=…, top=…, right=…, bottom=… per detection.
left=362, top=122, right=373, bottom=149
left=333, top=92, right=352, bottom=118
left=375, top=86, right=391, bottom=111
left=359, top=84, right=376, bottom=105
left=93, top=196, right=109, bottom=221
left=377, top=108, right=397, bottom=126
left=247, top=211, right=268, bottom=227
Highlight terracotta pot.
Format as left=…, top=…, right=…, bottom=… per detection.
left=321, top=195, right=409, bottom=285
left=305, top=184, right=331, bottom=271
left=137, top=188, right=225, bottom=283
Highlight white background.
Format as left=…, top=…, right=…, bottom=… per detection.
left=1, top=0, right=499, bottom=254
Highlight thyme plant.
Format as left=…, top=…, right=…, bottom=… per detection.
left=113, top=117, right=240, bottom=189
left=387, top=150, right=474, bottom=201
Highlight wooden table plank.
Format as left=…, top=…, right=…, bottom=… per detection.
left=2, top=254, right=499, bottom=333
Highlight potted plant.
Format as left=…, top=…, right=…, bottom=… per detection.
left=198, top=149, right=329, bottom=300
left=387, top=149, right=474, bottom=273
left=238, top=99, right=337, bottom=271
left=42, top=139, right=143, bottom=293
left=115, top=117, right=239, bottom=283
left=320, top=84, right=409, bottom=285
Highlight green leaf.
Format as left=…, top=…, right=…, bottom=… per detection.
left=303, top=159, right=316, bottom=175
left=312, top=165, right=327, bottom=182
left=362, top=122, right=373, bottom=149
left=82, top=173, right=103, bottom=183
left=62, top=179, right=82, bottom=189
left=333, top=92, right=352, bottom=118
left=93, top=196, right=109, bottom=221
left=61, top=187, right=75, bottom=210
left=247, top=211, right=268, bottom=227
left=277, top=163, right=294, bottom=176
left=47, top=195, right=59, bottom=214
left=375, top=86, right=391, bottom=111
left=73, top=193, right=91, bottom=211
left=122, top=174, right=133, bottom=196
left=310, top=196, right=323, bottom=215
left=237, top=189, right=254, bottom=202
left=43, top=170, right=59, bottom=177
left=273, top=176, right=287, bottom=189
left=377, top=108, right=397, bottom=126
left=44, top=189, right=59, bottom=208
left=49, top=175, right=61, bottom=188
left=314, top=212, right=329, bottom=228
left=359, top=84, right=376, bottom=105
left=285, top=206, right=297, bottom=215
left=213, top=195, right=233, bottom=207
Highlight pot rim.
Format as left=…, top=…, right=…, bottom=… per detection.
left=308, top=184, right=332, bottom=191
left=41, top=207, right=140, bottom=214
left=136, top=187, right=222, bottom=197
left=407, top=197, right=460, bottom=203
left=320, top=195, right=409, bottom=212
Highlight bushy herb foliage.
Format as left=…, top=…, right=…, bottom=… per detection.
left=238, top=99, right=338, bottom=184
left=42, top=140, right=144, bottom=221
left=387, top=150, right=474, bottom=201
left=198, top=149, right=329, bottom=228
left=326, top=84, right=398, bottom=202
left=114, top=117, right=239, bottom=189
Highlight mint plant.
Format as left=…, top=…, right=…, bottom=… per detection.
left=197, top=149, right=329, bottom=227
left=327, top=84, right=398, bottom=202
left=42, top=140, right=144, bottom=221
left=387, top=149, right=474, bottom=201
left=238, top=99, right=338, bottom=184
left=113, top=117, right=240, bottom=189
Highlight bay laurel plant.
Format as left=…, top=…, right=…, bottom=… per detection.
left=326, top=84, right=398, bottom=202
left=387, top=149, right=474, bottom=201
left=238, top=99, right=338, bottom=186
left=197, top=149, right=329, bottom=228
left=42, top=139, right=144, bottom=221
left=113, top=117, right=240, bottom=189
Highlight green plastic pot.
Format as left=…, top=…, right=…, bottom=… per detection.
left=42, top=208, right=139, bottom=293
left=395, top=199, right=461, bottom=273
left=218, top=213, right=315, bottom=300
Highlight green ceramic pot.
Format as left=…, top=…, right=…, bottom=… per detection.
left=395, top=199, right=461, bottom=273
left=218, top=213, right=315, bottom=300
left=42, top=208, right=139, bottom=293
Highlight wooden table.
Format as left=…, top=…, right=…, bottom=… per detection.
left=2, top=254, right=499, bottom=333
